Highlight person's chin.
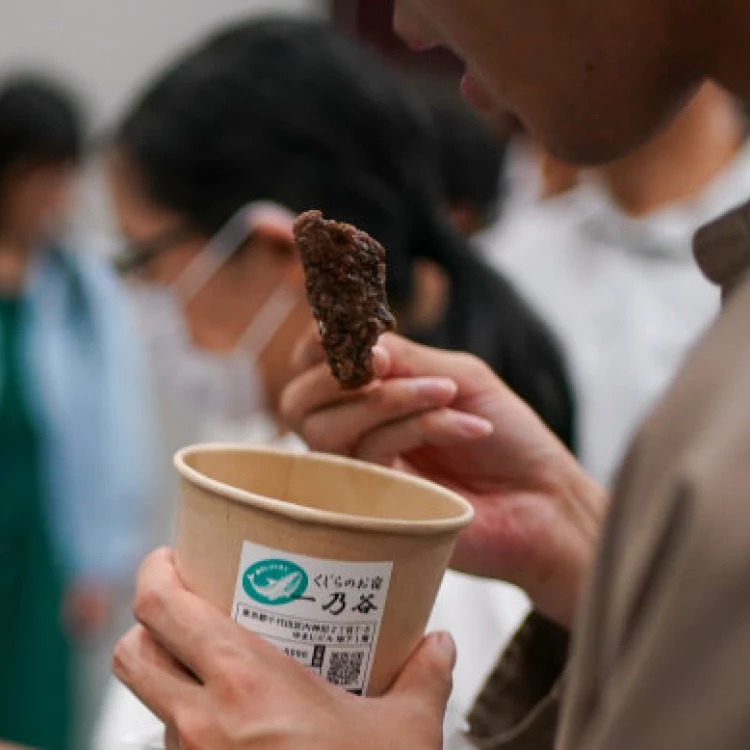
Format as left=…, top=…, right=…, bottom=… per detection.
left=461, top=70, right=647, bottom=165
left=540, top=125, right=641, bottom=168
left=518, top=95, right=657, bottom=167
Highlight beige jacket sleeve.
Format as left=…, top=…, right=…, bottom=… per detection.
left=468, top=201, right=750, bottom=750
left=469, top=436, right=750, bottom=750
left=554, top=206, right=750, bottom=749
left=559, top=470, right=750, bottom=749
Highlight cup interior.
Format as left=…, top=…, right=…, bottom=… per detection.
left=177, top=445, right=473, bottom=531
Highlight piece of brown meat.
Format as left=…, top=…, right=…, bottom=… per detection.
left=294, top=210, right=395, bottom=389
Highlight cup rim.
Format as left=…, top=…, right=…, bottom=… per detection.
left=174, top=443, right=475, bottom=535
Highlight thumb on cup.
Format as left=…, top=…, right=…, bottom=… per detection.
left=387, top=631, right=456, bottom=718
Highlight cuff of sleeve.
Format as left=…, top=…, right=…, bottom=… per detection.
left=467, top=611, right=569, bottom=749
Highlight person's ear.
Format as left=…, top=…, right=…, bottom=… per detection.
left=448, top=204, right=484, bottom=237
left=251, top=219, right=295, bottom=254
left=250, top=220, right=305, bottom=288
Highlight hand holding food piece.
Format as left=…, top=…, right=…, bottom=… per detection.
left=282, top=331, right=607, bottom=628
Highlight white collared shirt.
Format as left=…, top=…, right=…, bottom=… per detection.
left=478, top=142, right=750, bottom=486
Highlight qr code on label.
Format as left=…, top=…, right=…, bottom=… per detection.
left=326, top=650, right=365, bottom=687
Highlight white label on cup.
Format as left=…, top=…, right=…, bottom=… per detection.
left=232, top=541, right=393, bottom=695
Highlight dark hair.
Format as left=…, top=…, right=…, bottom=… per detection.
left=116, top=18, right=446, bottom=307
left=420, top=86, right=507, bottom=227
left=116, top=17, right=576, bottom=449
left=0, top=74, right=84, bottom=181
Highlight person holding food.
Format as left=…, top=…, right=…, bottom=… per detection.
left=97, top=17, right=579, bottom=747
left=113, top=0, right=750, bottom=747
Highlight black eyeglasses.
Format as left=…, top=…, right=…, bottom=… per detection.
left=113, top=224, right=192, bottom=277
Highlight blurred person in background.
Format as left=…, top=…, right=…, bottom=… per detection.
left=0, top=75, right=151, bottom=750
left=95, top=17, right=576, bottom=747
left=483, top=82, right=745, bottom=486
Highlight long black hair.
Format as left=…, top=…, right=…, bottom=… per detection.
left=115, top=17, right=576, bottom=449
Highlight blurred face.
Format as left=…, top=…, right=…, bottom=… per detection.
left=0, top=161, right=77, bottom=242
left=106, top=150, right=299, bottom=295
left=394, top=0, right=706, bottom=164
left=106, top=149, right=203, bottom=285
left=107, top=148, right=309, bottom=407
left=106, top=148, right=305, bottom=346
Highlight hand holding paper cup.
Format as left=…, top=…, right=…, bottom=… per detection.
left=173, top=444, right=474, bottom=696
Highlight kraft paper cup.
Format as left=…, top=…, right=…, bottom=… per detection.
left=173, top=444, right=474, bottom=696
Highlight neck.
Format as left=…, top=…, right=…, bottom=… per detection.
left=590, top=83, right=744, bottom=217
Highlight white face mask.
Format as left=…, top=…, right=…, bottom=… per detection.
left=134, top=202, right=298, bottom=428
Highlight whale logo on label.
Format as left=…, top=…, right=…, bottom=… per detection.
left=243, top=558, right=309, bottom=606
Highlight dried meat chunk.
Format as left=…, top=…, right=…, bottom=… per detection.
left=294, top=210, right=395, bottom=389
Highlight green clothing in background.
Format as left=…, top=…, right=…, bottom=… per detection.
left=0, top=297, right=72, bottom=750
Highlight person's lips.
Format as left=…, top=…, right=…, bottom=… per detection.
left=460, top=73, right=494, bottom=112
left=401, top=33, right=437, bottom=52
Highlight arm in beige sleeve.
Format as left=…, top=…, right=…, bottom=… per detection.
left=569, top=473, right=750, bottom=750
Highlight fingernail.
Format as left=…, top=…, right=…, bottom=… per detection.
left=451, top=412, right=494, bottom=438
left=431, top=631, right=457, bottom=668
left=411, top=377, right=457, bottom=402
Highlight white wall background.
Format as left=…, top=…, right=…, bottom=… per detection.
left=0, top=0, right=325, bottom=124
left=0, top=0, right=326, bottom=235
